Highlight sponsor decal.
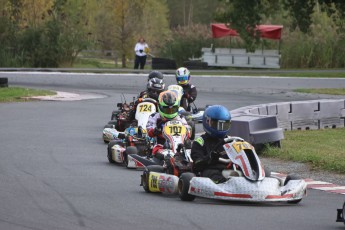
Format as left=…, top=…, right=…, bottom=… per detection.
left=195, top=137, right=204, bottom=146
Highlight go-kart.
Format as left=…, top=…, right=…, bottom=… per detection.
left=178, top=137, right=307, bottom=203
left=106, top=126, right=155, bottom=167
left=139, top=136, right=307, bottom=204
left=103, top=98, right=157, bottom=143
left=337, top=201, right=345, bottom=225
left=127, top=120, right=192, bottom=170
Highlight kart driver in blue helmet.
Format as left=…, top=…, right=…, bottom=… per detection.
left=191, top=105, right=232, bottom=184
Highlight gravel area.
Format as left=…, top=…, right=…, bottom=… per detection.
left=261, top=157, right=345, bottom=186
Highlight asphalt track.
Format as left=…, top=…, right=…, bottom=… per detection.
left=0, top=72, right=345, bottom=230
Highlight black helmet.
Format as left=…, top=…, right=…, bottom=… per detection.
left=147, top=77, right=165, bottom=100
left=148, top=71, right=164, bottom=81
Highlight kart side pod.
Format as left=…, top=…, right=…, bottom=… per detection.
left=146, top=172, right=179, bottom=194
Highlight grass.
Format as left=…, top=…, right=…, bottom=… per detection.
left=294, top=88, right=345, bottom=95
left=0, top=87, right=55, bottom=102
left=262, top=128, right=345, bottom=174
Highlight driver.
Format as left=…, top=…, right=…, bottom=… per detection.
left=146, top=91, right=190, bottom=159
left=128, top=77, right=165, bottom=121
left=191, top=105, right=232, bottom=184
left=175, top=67, right=197, bottom=111
left=138, top=71, right=165, bottom=99
left=138, top=77, right=165, bottom=101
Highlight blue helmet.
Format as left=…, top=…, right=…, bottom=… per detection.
left=202, top=105, right=231, bottom=138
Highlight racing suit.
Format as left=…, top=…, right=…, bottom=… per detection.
left=191, top=133, right=229, bottom=183
left=180, top=84, right=197, bottom=111
left=146, top=112, right=190, bottom=158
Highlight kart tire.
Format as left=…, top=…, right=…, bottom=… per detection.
left=0, top=78, right=8, bottom=87
left=107, top=140, right=124, bottom=164
left=142, top=165, right=165, bottom=193
left=187, top=120, right=195, bottom=140
left=284, top=174, right=302, bottom=204
left=178, top=173, right=196, bottom=201
left=342, top=202, right=345, bottom=225
left=124, top=146, right=138, bottom=168
left=111, top=110, right=120, bottom=120
left=108, top=120, right=117, bottom=125
left=103, top=124, right=114, bottom=129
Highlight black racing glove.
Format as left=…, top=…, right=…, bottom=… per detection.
left=153, top=127, right=161, bottom=135
left=139, top=49, right=143, bottom=53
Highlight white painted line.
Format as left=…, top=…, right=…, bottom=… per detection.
left=305, top=181, right=332, bottom=185
left=315, top=186, right=345, bottom=191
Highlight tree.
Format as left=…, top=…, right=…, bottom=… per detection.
left=215, top=0, right=263, bottom=52
left=283, top=0, right=315, bottom=33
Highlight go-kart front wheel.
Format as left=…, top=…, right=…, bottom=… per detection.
left=142, top=165, right=165, bottom=193
left=124, top=146, right=138, bottom=168
left=178, top=173, right=196, bottom=201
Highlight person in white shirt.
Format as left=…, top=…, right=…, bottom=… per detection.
left=134, top=37, right=149, bottom=69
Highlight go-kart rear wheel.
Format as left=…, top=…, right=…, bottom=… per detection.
left=284, top=174, right=302, bottom=204
left=178, top=173, right=196, bottom=201
left=124, top=146, right=138, bottom=168
left=142, top=165, right=165, bottom=193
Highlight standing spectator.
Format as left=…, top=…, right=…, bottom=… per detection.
left=134, top=37, right=149, bottom=69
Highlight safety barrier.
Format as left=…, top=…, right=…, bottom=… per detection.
left=229, top=99, right=345, bottom=147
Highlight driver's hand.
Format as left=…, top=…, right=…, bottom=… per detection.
left=153, top=127, right=161, bottom=135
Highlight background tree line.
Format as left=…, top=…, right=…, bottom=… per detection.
left=0, top=0, right=345, bottom=68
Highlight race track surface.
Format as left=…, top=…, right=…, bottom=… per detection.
left=0, top=72, right=344, bottom=230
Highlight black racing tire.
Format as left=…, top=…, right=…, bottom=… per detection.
left=284, top=174, right=302, bottom=204
left=124, top=146, right=138, bottom=167
left=110, top=110, right=119, bottom=120
left=0, top=78, right=8, bottom=87
left=342, top=202, right=345, bottom=225
left=152, top=58, right=176, bottom=70
left=187, top=120, right=195, bottom=140
left=178, top=173, right=196, bottom=201
left=103, top=124, right=114, bottom=129
left=108, top=120, right=117, bottom=125
left=107, top=140, right=124, bottom=164
left=183, top=61, right=208, bottom=70
left=142, top=165, right=165, bottom=192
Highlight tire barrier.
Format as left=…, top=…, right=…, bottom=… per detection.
left=229, top=99, right=345, bottom=149
left=152, top=58, right=177, bottom=70
left=0, top=77, right=8, bottom=87
left=183, top=61, right=208, bottom=70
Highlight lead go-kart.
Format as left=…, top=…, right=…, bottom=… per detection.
left=127, top=120, right=192, bottom=170
left=140, top=136, right=307, bottom=204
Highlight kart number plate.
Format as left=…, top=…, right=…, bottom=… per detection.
left=232, top=142, right=252, bottom=153
left=138, top=103, right=152, bottom=113
left=164, top=125, right=186, bottom=136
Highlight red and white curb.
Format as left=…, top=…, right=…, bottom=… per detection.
left=272, top=172, right=345, bottom=195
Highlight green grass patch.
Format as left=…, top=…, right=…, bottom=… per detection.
left=262, top=128, right=345, bottom=174
left=294, top=88, right=345, bottom=95
left=0, top=87, right=55, bottom=102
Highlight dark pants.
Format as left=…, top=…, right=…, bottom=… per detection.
left=134, top=55, right=147, bottom=69
left=201, top=168, right=226, bottom=184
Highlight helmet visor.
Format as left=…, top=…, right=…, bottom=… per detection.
left=177, top=76, right=189, bottom=84
left=159, top=105, right=179, bottom=115
left=208, top=119, right=231, bottom=131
